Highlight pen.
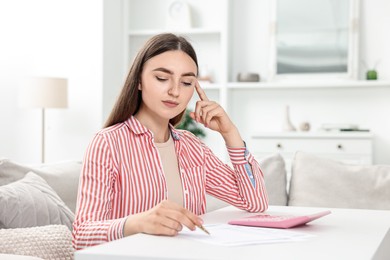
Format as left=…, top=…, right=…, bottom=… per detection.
left=197, top=224, right=211, bottom=235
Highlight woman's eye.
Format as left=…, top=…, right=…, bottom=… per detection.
left=182, top=81, right=193, bottom=86
left=156, top=76, right=167, bottom=81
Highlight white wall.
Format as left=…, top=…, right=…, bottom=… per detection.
left=0, top=0, right=103, bottom=164
left=228, top=0, right=390, bottom=165
left=105, top=0, right=390, bottom=165
left=1, top=0, right=389, bottom=165
left=103, top=0, right=125, bottom=123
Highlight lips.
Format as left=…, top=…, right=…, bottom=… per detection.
left=162, top=100, right=179, bottom=108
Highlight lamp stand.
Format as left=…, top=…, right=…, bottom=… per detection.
left=41, top=108, right=46, bottom=163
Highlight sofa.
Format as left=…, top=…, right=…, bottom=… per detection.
left=1, top=152, right=390, bottom=259
left=0, top=159, right=81, bottom=260
left=207, top=151, right=390, bottom=211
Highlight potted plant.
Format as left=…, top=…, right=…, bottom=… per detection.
left=176, top=109, right=206, bottom=138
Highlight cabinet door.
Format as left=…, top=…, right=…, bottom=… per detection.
left=251, top=137, right=373, bottom=165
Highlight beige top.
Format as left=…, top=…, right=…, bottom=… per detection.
left=155, top=134, right=184, bottom=206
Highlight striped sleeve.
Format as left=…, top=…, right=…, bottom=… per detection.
left=72, top=133, right=125, bottom=250
left=205, top=143, right=269, bottom=213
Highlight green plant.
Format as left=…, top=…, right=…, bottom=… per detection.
left=176, top=109, right=206, bottom=138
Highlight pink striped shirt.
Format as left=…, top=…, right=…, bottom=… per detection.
left=72, top=116, right=268, bottom=250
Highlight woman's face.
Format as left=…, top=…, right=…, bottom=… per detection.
left=138, top=50, right=197, bottom=123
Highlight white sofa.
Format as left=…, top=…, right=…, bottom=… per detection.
left=1, top=152, right=390, bottom=259
left=0, top=159, right=81, bottom=260
left=208, top=151, right=390, bottom=211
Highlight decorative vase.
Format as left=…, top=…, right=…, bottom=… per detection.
left=299, top=121, right=311, bottom=132
left=283, top=106, right=296, bottom=132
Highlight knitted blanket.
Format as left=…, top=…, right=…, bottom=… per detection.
left=0, top=225, right=74, bottom=260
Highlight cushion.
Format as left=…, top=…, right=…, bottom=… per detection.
left=0, top=158, right=81, bottom=212
left=206, top=194, right=230, bottom=212
left=206, top=153, right=288, bottom=211
left=288, top=152, right=390, bottom=210
left=0, top=172, right=74, bottom=230
left=33, top=161, right=81, bottom=213
left=259, top=153, right=288, bottom=206
left=0, top=225, right=74, bottom=259
left=0, top=254, right=43, bottom=260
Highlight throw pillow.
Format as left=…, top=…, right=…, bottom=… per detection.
left=259, top=153, right=288, bottom=206
left=0, top=158, right=34, bottom=186
left=0, top=158, right=81, bottom=212
left=0, top=225, right=74, bottom=260
left=288, top=152, right=390, bottom=210
left=0, top=171, right=74, bottom=230
left=33, top=161, right=81, bottom=213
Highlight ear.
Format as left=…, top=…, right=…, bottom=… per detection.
left=138, top=83, right=142, bottom=90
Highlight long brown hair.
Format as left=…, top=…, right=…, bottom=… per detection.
left=104, top=33, right=199, bottom=128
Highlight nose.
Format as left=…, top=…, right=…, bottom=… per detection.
left=168, top=81, right=180, bottom=97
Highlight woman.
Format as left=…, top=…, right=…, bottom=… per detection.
left=72, top=33, right=268, bottom=250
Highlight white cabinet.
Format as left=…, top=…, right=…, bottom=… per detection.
left=251, top=132, right=373, bottom=180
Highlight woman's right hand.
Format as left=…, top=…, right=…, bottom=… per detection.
left=123, top=200, right=203, bottom=236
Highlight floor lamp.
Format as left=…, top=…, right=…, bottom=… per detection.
left=19, top=77, right=68, bottom=163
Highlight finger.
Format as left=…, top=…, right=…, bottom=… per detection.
left=159, top=200, right=200, bottom=228
left=189, top=111, right=196, bottom=121
left=159, top=215, right=183, bottom=232
left=195, top=80, right=209, bottom=102
left=194, top=100, right=208, bottom=123
left=138, top=212, right=179, bottom=236
left=152, top=222, right=180, bottom=236
left=146, top=202, right=187, bottom=235
left=166, top=204, right=203, bottom=232
left=200, top=102, right=219, bottom=126
left=168, top=209, right=200, bottom=231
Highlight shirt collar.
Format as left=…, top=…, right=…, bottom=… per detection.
left=125, top=116, right=182, bottom=141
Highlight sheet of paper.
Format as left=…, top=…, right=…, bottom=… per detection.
left=179, top=224, right=314, bottom=246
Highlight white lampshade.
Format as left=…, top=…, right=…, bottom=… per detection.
left=19, top=77, right=68, bottom=108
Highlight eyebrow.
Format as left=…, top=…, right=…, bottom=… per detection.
left=152, top=67, right=196, bottom=77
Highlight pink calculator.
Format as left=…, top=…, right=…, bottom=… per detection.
left=228, top=210, right=331, bottom=229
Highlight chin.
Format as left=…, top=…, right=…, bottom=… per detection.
left=160, top=111, right=180, bottom=121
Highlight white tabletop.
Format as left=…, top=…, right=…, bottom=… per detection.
left=75, top=205, right=390, bottom=260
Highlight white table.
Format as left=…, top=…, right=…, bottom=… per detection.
left=75, top=205, right=390, bottom=260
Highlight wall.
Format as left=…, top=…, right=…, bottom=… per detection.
left=103, top=0, right=390, bottom=165
left=228, top=0, right=390, bottom=164
left=0, top=0, right=389, bottom=165
left=103, top=0, right=125, bottom=123
left=0, top=0, right=103, bottom=164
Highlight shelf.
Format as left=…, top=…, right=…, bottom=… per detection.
left=198, top=82, right=221, bottom=90
left=128, top=28, right=222, bottom=37
left=251, top=131, right=374, bottom=139
left=227, top=80, right=390, bottom=90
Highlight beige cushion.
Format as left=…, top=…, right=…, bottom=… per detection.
left=206, top=153, right=288, bottom=212
left=0, top=254, right=43, bottom=260
left=288, top=152, right=390, bottom=210
left=0, top=225, right=73, bottom=259
left=0, top=158, right=81, bottom=212
left=259, top=153, right=288, bottom=206
left=0, top=172, right=74, bottom=230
